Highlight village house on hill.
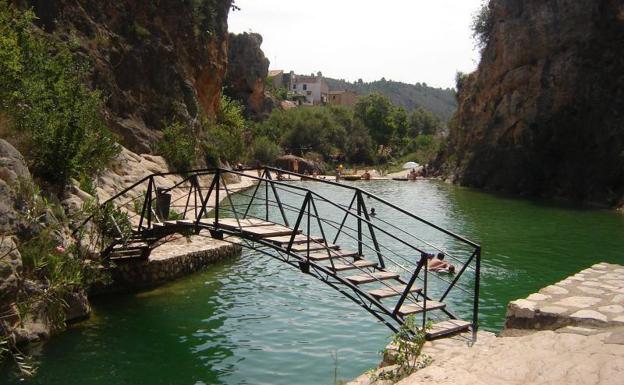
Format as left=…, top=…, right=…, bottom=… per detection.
left=288, top=71, right=328, bottom=106
left=327, top=90, right=357, bottom=107
left=268, top=70, right=357, bottom=107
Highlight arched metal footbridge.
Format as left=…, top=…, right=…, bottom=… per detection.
left=76, top=167, right=482, bottom=341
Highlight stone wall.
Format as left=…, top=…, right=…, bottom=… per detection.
left=112, top=237, right=242, bottom=289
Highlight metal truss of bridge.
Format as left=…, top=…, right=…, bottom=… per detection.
left=76, top=167, right=482, bottom=341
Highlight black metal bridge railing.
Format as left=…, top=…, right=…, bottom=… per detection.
left=74, top=167, right=482, bottom=341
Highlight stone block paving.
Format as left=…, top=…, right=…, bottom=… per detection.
left=347, top=262, right=624, bottom=385
left=506, top=262, right=624, bottom=331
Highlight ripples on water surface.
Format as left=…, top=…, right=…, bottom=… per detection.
left=3, top=180, right=623, bottom=385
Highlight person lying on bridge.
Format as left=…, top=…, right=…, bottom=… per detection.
left=427, top=252, right=455, bottom=273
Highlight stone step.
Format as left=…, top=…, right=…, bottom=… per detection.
left=368, top=285, right=421, bottom=299
left=398, top=300, right=446, bottom=316
left=426, top=320, right=471, bottom=339
left=327, top=259, right=378, bottom=272
left=345, top=271, right=400, bottom=285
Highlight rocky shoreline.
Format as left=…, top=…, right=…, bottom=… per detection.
left=0, top=143, right=255, bottom=352
left=348, top=262, right=624, bottom=385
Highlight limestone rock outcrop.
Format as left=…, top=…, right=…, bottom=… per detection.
left=440, top=0, right=624, bottom=207
left=224, top=32, right=273, bottom=118
left=28, top=0, right=233, bottom=153
left=0, top=140, right=29, bottom=308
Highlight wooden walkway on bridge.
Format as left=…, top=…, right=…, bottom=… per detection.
left=107, top=216, right=471, bottom=340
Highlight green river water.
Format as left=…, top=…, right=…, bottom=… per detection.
left=2, top=180, right=623, bottom=384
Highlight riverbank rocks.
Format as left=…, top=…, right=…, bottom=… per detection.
left=504, top=263, right=624, bottom=331
left=112, top=236, right=242, bottom=289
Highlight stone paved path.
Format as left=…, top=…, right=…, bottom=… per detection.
left=506, top=263, right=624, bottom=330
left=347, top=262, right=624, bottom=385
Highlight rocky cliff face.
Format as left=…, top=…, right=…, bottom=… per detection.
left=442, top=0, right=624, bottom=206
left=28, top=0, right=232, bottom=153
left=224, top=32, right=272, bottom=118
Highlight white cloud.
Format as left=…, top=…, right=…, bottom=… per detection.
left=229, top=0, right=484, bottom=89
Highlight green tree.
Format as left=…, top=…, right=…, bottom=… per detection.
left=354, top=93, right=396, bottom=146
left=393, top=106, right=409, bottom=139
left=409, top=107, right=442, bottom=136
left=345, top=122, right=374, bottom=164
left=247, top=136, right=282, bottom=164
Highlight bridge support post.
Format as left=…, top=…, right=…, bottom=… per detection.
left=356, top=192, right=384, bottom=268
left=473, top=246, right=481, bottom=341
left=286, top=192, right=311, bottom=254
left=356, top=191, right=363, bottom=257
left=214, top=169, right=220, bottom=226
left=394, top=253, right=426, bottom=316
left=265, top=168, right=269, bottom=221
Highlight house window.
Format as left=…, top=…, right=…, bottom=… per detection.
left=306, top=91, right=312, bottom=96
left=293, top=84, right=297, bottom=90
left=303, top=84, right=308, bottom=91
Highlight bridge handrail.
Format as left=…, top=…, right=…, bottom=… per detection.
left=75, top=166, right=480, bottom=250
left=262, top=167, right=480, bottom=248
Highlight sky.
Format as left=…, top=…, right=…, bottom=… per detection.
left=228, top=0, right=485, bottom=89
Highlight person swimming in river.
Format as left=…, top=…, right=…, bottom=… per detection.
left=426, top=252, right=455, bottom=273
left=370, top=207, right=376, bottom=216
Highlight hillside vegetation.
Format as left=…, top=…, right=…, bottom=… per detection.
left=324, top=77, right=457, bottom=122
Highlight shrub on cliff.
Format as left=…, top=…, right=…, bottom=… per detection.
left=0, top=1, right=119, bottom=187
left=472, top=1, right=494, bottom=49
left=200, top=96, right=246, bottom=166
left=156, top=121, right=198, bottom=172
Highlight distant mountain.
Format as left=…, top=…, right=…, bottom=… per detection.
left=324, top=77, right=457, bottom=122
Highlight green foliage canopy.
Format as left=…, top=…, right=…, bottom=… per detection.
left=0, top=1, right=119, bottom=186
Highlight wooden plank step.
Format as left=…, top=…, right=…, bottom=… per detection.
left=264, top=234, right=324, bottom=245
left=398, top=301, right=446, bottom=316
left=109, top=247, right=148, bottom=255
left=290, top=241, right=340, bottom=252
left=217, top=218, right=274, bottom=229
left=426, top=320, right=471, bottom=339
left=346, top=271, right=400, bottom=285
left=113, top=243, right=148, bottom=250
left=368, top=285, right=421, bottom=299
left=307, top=250, right=358, bottom=261
left=109, top=253, right=147, bottom=261
left=327, top=259, right=378, bottom=272
left=242, top=225, right=298, bottom=238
